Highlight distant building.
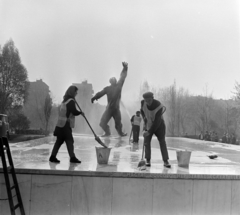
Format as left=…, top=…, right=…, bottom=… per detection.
left=23, top=79, right=50, bottom=129
left=72, top=81, right=94, bottom=133
left=72, top=80, right=108, bottom=134
left=73, top=80, right=94, bottom=107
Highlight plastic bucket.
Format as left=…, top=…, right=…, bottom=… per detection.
left=95, top=147, right=111, bottom=164
left=176, top=150, right=191, bottom=167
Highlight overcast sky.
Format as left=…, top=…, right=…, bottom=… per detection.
left=0, top=0, right=239, bottom=105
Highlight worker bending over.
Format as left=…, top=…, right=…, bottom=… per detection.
left=141, top=92, right=171, bottom=168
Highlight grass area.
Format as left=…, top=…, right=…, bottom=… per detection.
left=9, top=134, right=46, bottom=143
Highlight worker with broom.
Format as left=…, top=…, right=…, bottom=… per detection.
left=140, top=92, right=171, bottom=168
left=49, top=86, right=85, bottom=164
left=91, top=62, right=128, bottom=137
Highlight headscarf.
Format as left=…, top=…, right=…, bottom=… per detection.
left=63, top=86, right=78, bottom=102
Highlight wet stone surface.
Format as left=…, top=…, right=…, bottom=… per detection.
left=1, top=134, right=240, bottom=177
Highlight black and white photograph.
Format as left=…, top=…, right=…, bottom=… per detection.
left=1, top=0, right=240, bottom=214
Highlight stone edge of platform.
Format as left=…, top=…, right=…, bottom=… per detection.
left=1, top=168, right=240, bottom=180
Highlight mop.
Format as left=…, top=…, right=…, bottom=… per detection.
left=74, top=100, right=108, bottom=148
left=137, top=141, right=146, bottom=169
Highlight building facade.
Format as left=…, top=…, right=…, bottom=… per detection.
left=23, top=79, right=50, bottom=130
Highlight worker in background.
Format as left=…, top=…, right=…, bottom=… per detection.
left=91, top=62, right=128, bottom=137
left=130, top=111, right=142, bottom=143
left=141, top=92, right=171, bottom=168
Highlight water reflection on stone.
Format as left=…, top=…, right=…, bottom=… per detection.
left=103, top=138, right=111, bottom=147
left=162, top=168, right=171, bottom=174
left=177, top=166, right=190, bottom=174
left=4, top=135, right=240, bottom=175
left=130, top=143, right=139, bottom=152
left=114, top=139, right=125, bottom=148
left=68, top=163, right=81, bottom=171
left=130, top=154, right=140, bottom=163
left=96, top=163, right=118, bottom=172
left=49, top=162, right=59, bottom=170
left=112, top=151, right=121, bottom=162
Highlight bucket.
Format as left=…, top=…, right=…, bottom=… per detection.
left=176, top=150, right=192, bottom=167
left=95, top=147, right=111, bottom=164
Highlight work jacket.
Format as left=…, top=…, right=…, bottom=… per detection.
left=56, top=99, right=75, bottom=128
left=142, top=101, right=162, bottom=130
left=132, top=115, right=142, bottom=126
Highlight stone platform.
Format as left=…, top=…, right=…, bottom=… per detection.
left=2, top=134, right=240, bottom=179
left=1, top=135, right=240, bottom=215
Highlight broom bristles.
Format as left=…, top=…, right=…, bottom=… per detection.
left=95, top=136, right=108, bottom=148
left=137, top=160, right=146, bottom=167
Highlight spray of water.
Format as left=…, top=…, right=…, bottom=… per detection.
left=120, top=100, right=131, bottom=119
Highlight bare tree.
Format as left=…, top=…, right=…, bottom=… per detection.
left=44, top=94, right=52, bottom=135
left=177, top=87, right=191, bottom=136
left=167, top=82, right=177, bottom=136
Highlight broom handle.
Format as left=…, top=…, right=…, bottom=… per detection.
left=141, top=142, right=145, bottom=160
left=129, top=128, right=133, bottom=141
left=74, top=100, right=97, bottom=137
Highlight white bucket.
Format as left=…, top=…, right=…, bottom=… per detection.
left=95, top=147, right=111, bottom=164
left=176, top=150, right=192, bottom=167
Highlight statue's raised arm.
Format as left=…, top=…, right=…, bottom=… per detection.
left=117, top=62, right=128, bottom=86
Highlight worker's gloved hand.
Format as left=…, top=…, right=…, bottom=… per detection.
left=122, top=62, right=128, bottom=69
left=143, top=130, right=149, bottom=138
left=143, top=117, right=147, bottom=125
left=143, top=125, right=146, bottom=131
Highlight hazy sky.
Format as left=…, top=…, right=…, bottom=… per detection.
left=1, top=0, right=239, bottom=105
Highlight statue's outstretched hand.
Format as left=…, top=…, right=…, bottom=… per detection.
left=91, top=97, right=96, bottom=103
left=122, top=62, right=128, bottom=69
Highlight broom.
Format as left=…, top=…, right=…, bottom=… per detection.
left=74, top=100, right=108, bottom=148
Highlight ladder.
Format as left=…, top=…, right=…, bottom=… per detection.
left=0, top=137, right=25, bottom=215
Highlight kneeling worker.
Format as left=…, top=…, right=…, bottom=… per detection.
left=140, top=92, right=171, bottom=168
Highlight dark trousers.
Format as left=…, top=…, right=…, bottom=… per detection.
left=144, top=121, right=169, bottom=161
left=100, top=108, right=123, bottom=135
left=51, top=124, right=75, bottom=158
left=132, top=125, right=140, bottom=143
